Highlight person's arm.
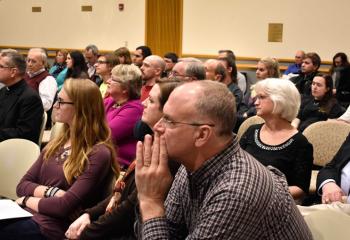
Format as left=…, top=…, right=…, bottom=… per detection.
left=289, top=137, right=313, bottom=199
left=38, top=76, right=57, bottom=111
left=108, top=103, right=142, bottom=142
left=79, top=189, right=138, bottom=240
left=30, top=145, right=112, bottom=218
left=0, top=94, right=43, bottom=142
left=338, top=106, right=350, bottom=122
left=135, top=134, right=175, bottom=239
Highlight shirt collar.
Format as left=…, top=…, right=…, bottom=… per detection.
left=27, top=68, right=45, bottom=78
left=187, top=135, right=239, bottom=186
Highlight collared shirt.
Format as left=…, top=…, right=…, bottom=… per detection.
left=284, top=63, right=301, bottom=75
left=27, top=68, right=57, bottom=111
left=140, top=136, right=312, bottom=239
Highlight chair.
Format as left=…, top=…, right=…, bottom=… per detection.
left=302, top=121, right=350, bottom=193
left=49, top=122, right=64, bottom=141
left=38, top=112, right=47, bottom=147
left=237, top=116, right=265, bottom=140
left=0, top=138, right=40, bottom=199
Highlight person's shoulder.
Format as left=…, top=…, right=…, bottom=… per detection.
left=292, top=131, right=312, bottom=148
left=90, top=143, right=113, bottom=162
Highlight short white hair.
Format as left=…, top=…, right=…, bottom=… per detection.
left=255, top=78, right=300, bottom=122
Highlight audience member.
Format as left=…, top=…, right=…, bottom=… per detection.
left=317, top=133, right=350, bottom=204
left=291, top=52, right=321, bottom=96
left=25, top=48, right=57, bottom=111
left=169, top=59, right=205, bottom=81
left=0, top=79, right=118, bottom=239
left=49, top=49, right=68, bottom=78
left=0, top=50, right=43, bottom=143
left=330, top=53, right=350, bottom=107
left=65, top=79, right=181, bottom=240
left=104, top=64, right=143, bottom=168
left=56, top=50, right=89, bottom=91
left=240, top=78, right=313, bottom=200
left=283, top=50, right=305, bottom=77
left=206, top=58, right=243, bottom=108
left=162, top=52, right=178, bottom=77
left=114, top=47, right=132, bottom=64
left=255, top=57, right=281, bottom=80
left=84, top=44, right=99, bottom=78
left=133, top=46, right=152, bottom=67
left=292, top=74, right=345, bottom=132
left=94, top=53, right=119, bottom=97
left=218, top=49, right=247, bottom=93
left=239, top=57, right=280, bottom=120
left=135, top=80, right=312, bottom=239
left=140, top=55, right=165, bottom=101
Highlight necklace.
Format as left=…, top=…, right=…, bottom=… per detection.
left=56, top=146, right=71, bottom=163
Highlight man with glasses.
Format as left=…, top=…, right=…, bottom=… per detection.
left=24, top=48, right=57, bottom=111
left=135, top=80, right=312, bottom=239
left=169, top=58, right=206, bottom=81
left=0, top=50, right=43, bottom=143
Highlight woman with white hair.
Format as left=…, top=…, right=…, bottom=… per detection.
left=240, top=78, right=313, bottom=201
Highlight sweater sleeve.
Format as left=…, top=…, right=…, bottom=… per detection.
left=81, top=189, right=138, bottom=240
left=37, top=145, right=112, bottom=218
left=289, top=135, right=313, bottom=193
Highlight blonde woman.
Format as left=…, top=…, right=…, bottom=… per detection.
left=241, top=57, right=281, bottom=119
left=0, top=79, right=119, bottom=240
left=240, top=78, right=313, bottom=201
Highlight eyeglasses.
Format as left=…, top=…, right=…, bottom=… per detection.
left=169, top=71, right=186, bottom=78
left=159, top=116, right=215, bottom=128
left=55, top=98, right=74, bottom=108
left=96, top=60, right=108, bottom=64
left=0, top=64, right=13, bottom=69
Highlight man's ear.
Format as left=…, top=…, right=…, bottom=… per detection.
left=194, top=125, right=212, bottom=147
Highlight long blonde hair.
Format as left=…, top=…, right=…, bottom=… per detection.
left=45, top=78, right=119, bottom=184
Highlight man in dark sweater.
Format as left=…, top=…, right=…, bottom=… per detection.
left=290, top=52, right=321, bottom=97
left=0, top=50, right=43, bottom=143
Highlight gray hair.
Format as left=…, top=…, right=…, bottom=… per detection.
left=28, top=48, right=48, bottom=66
left=111, top=64, right=142, bottom=100
left=185, top=62, right=206, bottom=80
left=85, top=44, right=99, bottom=56
left=191, top=80, right=236, bottom=136
left=0, top=50, right=26, bottom=76
left=255, top=78, right=300, bottom=122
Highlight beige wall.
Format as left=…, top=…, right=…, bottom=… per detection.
left=0, top=0, right=145, bottom=51
left=183, top=0, right=350, bottom=61
left=0, top=0, right=348, bottom=61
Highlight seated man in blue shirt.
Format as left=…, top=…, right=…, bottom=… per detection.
left=284, top=50, right=305, bottom=77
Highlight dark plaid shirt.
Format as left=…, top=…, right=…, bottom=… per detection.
left=140, top=136, right=312, bottom=239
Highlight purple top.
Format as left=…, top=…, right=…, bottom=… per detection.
left=104, top=97, right=143, bottom=167
left=16, top=144, right=114, bottom=239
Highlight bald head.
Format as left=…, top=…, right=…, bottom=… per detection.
left=167, top=80, right=235, bottom=136
left=204, top=59, right=226, bottom=81
left=295, top=50, right=305, bottom=65
left=141, top=55, right=165, bottom=83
